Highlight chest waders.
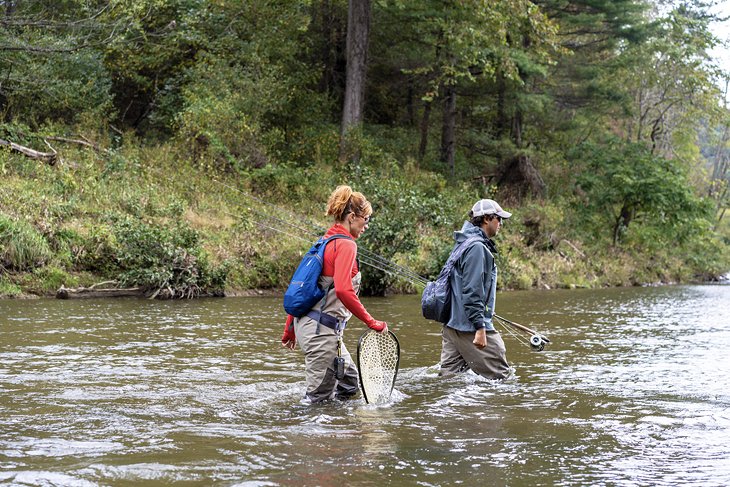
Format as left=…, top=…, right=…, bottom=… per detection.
left=308, top=283, right=348, bottom=380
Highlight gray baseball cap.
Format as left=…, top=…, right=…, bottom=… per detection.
left=471, top=199, right=512, bottom=218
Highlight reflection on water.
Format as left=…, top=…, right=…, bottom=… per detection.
left=1, top=284, right=729, bottom=486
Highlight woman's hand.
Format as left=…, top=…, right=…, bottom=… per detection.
left=368, top=320, right=388, bottom=334
left=281, top=319, right=296, bottom=350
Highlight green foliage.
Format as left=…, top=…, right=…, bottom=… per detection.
left=573, top=139, right=708, bottom=246
left=0, top=214, right=51, bottom=271
left=353, top=165, right=465, bottom=295
left=47, top=228, right=86, bottom=270
left=78, top=224, right=118, bottom=276
left=29, top=266, right=78, bottom=295
left=0, top=0, right=728, bottom=299
left=0, top=2, right=115, bottom=127
left=110, top=216, right=227, bottom=298
left=0, top=275, right=22, bottom=298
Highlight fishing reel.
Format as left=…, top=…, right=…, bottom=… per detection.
left=529, top=334, right=548, bottom=352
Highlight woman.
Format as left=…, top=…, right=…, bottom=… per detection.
left=281, top=185, right=388, bottom=403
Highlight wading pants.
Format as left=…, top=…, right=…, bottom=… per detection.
left=440, top=326, right=510, bottom=380
left=294, top=316, right=359, bottom=403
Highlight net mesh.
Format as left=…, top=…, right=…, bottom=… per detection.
left=357, top=330, right=400, bottom=404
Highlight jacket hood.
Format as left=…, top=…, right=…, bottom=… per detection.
left=453, top=221, right=486, bottom=243
left=454, top=220, right=498, bottom=253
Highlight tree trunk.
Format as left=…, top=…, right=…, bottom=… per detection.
left=512, top=108, right=523, bottom=148
left=406, top=79, right=414, bottom=125
left=496, top=73, right=508, bottom=138
left=314, top=0, right=346, bottom=96
left=709, top=123, right=729, bottom=198
left=495, top=153, right=546, bottom=199
left=613, top=204, right=634, bottom=246
left=440, top=83, right=456, bottom=177
left=56, top=282, right=145, bottom=299
left=418, top=100, right=432, bottom=163
left=339, top=0, right=370, bottom=162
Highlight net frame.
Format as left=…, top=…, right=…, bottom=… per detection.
left=356, top=330, right=400, bottom=404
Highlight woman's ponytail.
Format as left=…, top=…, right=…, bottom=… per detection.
left=326, top=185, right=372, bottom=222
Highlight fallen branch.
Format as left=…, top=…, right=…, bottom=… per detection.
left=0, top=138, right=58, bottom=165
left=558, top=239, right=586, bottom=259
left=44, top=135, right=100, bottom=152
left=56, top=283, right=145, bottom=299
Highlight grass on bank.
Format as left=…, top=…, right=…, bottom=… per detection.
left=0, top=132, right=728, bottom=299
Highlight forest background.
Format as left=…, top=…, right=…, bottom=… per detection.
left=0, top=0, right=729, bottom=299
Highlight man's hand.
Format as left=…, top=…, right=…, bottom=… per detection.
left=473, top=328, right=487, bottom=348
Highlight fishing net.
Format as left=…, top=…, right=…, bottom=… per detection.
left=356, top=330, right=400, bottom=404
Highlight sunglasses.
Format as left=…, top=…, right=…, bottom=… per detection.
left=354, top=213, right=370, bottom=223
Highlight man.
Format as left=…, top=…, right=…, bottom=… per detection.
left=440, top=198, right=512, bottom=379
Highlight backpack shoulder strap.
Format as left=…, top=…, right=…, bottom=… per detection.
left=318, top=234, right=352, bottom=254
left=313, top=234, right=352, bottom=253
left=450, top=235, right=484, bottom=264
left=323, top=234, right=353, bottom=244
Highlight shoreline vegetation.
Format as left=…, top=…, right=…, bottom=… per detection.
left=0, top=2, right=729, bottom=300
left=1, top=139, right=728, bottom=301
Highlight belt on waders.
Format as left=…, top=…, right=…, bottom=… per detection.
left=306, top=310, right=347, bottom=332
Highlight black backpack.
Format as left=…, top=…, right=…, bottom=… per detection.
left=421, top=235, right=483, bottom=323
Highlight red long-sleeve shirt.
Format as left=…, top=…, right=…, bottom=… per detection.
left=283, top=224, right=374, bottom=334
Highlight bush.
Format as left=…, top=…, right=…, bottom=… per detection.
left=353, top=167, right=462, bottom=295
left=20, top=266, right=78, bottom=295
left=0, top=214, right=51, bottom=271
left=111, top=216, right=227, bottom=298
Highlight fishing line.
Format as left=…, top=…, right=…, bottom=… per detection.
left=215, top=179, right=420, bottom=276
left=215, top=179, right=329, bottom=236
left=215, top=179, right=429, bottom=286
left=224, top=208, right=421, bottom=283
left=213, top=178, right=550, bottom=348
left=496, top=319, right=530, bottom=348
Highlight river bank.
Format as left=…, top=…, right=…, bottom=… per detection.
left=1, top=269, right=727, bottom=301
left=1, top=142, right=728, bottom=301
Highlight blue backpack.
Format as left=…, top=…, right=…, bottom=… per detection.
left=283, top=234, right=352, bottom=317
left=421, top=235, right=483, bottom=323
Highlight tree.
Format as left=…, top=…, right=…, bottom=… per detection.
left=340, top=0, right=371, bottom=162
left=369, top=0, right=559, bottom=181
left=0, top=1, right=119, bottom=127
left=575, top=139, right=706, bottom=245
left=615, top=4, right=722, bottom=159
left=102, top=1, right=326, bottom=168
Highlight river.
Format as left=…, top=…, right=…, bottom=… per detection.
left=1, top=284, right=729, bottom=486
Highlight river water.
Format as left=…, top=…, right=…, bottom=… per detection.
left=1, top=284, right=729, bottom=486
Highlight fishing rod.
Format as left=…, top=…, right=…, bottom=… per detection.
left=493, top=315, right=550, bottom=351
left=213, top=178, right=550, bottom=349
